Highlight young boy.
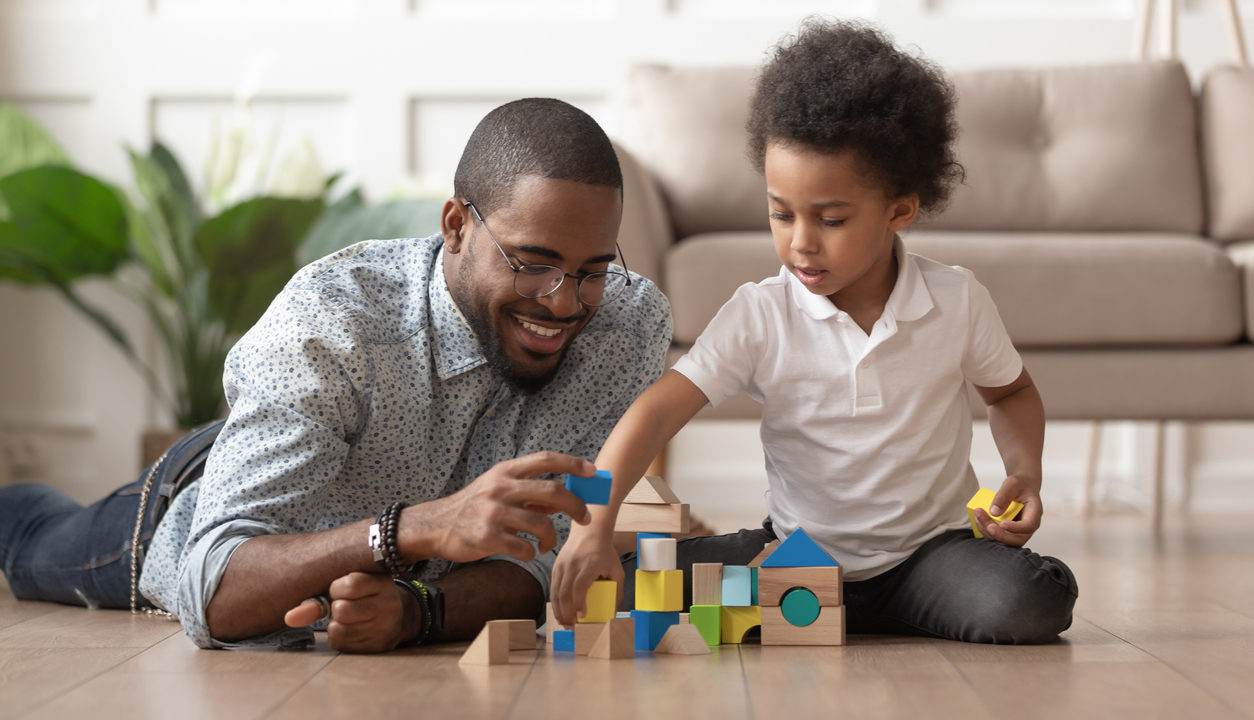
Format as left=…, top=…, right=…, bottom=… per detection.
left=551, top=19, right=1077, bottom=644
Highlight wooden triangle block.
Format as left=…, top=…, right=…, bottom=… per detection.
left=760, top=528, right=838, bottom=568
left=747, top=540, right=780, bottom=569
left=459, top=620, right=511, bottom=665
left=654, top=623, right=711, bottom=655
left=624, top=475, right=681, bottom=504
left=589, top=617, right=635, bottom=659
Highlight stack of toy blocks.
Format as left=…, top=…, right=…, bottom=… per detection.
left=758, top=528, right=844, bottom=646
left=632, top=535, right=681, bottom=651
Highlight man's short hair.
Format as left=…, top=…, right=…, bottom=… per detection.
left=454, top=98, right=623, bottom=217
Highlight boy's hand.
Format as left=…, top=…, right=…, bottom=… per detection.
left=973, top=474, right=1042, bottom=547
left=550, top=525, right=624, bottom=627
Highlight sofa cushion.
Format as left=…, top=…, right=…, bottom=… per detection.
left=620, top=65, right=766, bottom=240
left=1202, top=66, right=1254, bottom=241
left=928, top=61, right=1204, bottom=234
left=664, top=231, right=1244, bottom=347
left=1228, top=241, right=1254, bottom=338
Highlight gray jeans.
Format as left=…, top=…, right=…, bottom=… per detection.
left=619, top=519, right=1077, bottom=645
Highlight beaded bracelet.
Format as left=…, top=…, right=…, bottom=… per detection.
left=369, top=501, right=407, bottom=577
left=394, top=578, right=433, bottom=645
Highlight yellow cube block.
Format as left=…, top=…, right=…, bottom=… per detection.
left=966, top=488, right=1025, bottom=539
left=635, top=569, right=683, bottom=612
left=720, top=605, right=762, bottom=645
left=579, top=580, right=617, bottom=623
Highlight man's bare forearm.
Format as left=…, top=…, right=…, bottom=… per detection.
left=429, top=560, right=546, bottom=642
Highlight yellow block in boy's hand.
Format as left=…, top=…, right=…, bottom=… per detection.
left=580, top=580, right=617, bottom=623
left=967, top=488, right=1024, bottom=539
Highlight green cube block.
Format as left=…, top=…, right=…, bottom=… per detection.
left=689, top=604, right=722, bottom=646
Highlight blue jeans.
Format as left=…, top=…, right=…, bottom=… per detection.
left=619, top=519, right=1078, bottom=644
left=0, top=420, right=223, bottom=609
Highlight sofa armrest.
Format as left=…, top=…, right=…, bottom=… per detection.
left=614, top=141, right=673, bottom=286
left=1227, top=241, right=1254, bottom=341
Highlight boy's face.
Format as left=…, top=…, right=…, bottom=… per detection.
left=442, top=176, right=623, bottom=392
left=764, top=143, right=918, bottom=306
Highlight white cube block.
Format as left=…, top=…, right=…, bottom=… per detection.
left=638, top=536, right=678, bottom=571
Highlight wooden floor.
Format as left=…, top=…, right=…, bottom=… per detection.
left=3, top=512, right=1253, bottom=720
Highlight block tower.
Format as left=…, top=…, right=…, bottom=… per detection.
left=757, top=527, right=844, bottom=646
left=618, top=475, right=690, bottom=651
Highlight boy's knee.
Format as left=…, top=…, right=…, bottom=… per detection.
left=967, top=554, right=1078, bottom=644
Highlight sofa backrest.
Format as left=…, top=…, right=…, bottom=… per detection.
left=620, top=60, right=1207, bottom=239
left=1201, top=65, right=1254, bottom=242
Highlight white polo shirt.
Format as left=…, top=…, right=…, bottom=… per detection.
left=672, top=238, right=1022, bottom=580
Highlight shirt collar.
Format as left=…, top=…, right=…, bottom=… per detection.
left=787, top=236, right=934, bottom=323
left=428, top=243, right=489, bottom=380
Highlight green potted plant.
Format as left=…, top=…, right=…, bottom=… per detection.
left=0, top=104, right=441, bottom=457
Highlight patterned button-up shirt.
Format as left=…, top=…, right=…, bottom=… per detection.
left=139, top=233, right=672, bottom=648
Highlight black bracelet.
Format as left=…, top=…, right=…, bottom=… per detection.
left=394, top=578, right=441, bottom=645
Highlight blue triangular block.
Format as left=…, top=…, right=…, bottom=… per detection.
left=760, top=527, right=838, bottom=568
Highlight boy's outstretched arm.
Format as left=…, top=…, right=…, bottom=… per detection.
left=974, top=367, right=1046, bottom=546
left=550, top=370, right=710, bottom=627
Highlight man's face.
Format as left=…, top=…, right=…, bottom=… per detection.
left=442, top=176, right=623, bottom=393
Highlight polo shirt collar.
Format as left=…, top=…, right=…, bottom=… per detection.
left=787, top=235, right=934, bottom=323
left=429, top=245, right=489, bottom=380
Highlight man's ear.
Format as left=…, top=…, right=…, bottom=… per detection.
left=441, top=198, right=467, bottom=253
left=888, top=194, right=920, bottom=233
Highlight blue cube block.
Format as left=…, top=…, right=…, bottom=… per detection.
left=631, top=609, right=680, bottom=651
left=552, top=628, right=575, bottom=652
left=565, top=470, right=612, bottom=505
left=722, top=565, right=753, bottom=607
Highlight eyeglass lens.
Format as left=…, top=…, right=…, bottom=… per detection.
left=515, top=265, right=628, bottom=307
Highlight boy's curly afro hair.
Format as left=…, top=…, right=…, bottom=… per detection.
left=747, top=18, right=964, bottom=214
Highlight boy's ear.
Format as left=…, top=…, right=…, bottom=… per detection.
left=888, top=194, right=920, bottom=232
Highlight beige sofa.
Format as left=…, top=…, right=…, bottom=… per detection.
left=611, top=60, right=1254, bottom=512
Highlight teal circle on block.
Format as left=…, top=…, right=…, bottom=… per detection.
left=780, top=587, right=820, bottom=627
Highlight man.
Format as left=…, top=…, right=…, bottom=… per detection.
left=0, top=98, right=672, bottom=652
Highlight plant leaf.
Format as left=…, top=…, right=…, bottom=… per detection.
left=0, top=103, right=71, bottom=179
left=297, top=195, right=442, bottom=267
left=127, top=144, right=199, bottom=279
left=0, top=166, right=130, bottom=283
left=195, top=196, right=324, bottom=334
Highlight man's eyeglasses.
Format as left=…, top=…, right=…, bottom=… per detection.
left=462, top=200, right=631, bottom=307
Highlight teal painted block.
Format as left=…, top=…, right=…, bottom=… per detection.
left=689, top=604, right=721, bottom=646
left=780, top=587, right=821, bottom=627
left=722, top=566, right=752, bottom=607
left=760, top=527, right=838, bottom=568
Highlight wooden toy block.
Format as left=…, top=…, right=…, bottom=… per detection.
left=719, top=605, right=762, bottom=645
left=573, top=622, right=603, bottom=654
left=691, top=562, right=723, bottom=606
left=747, top=540, right=780, bottom=568
left=459, top=620, right=511, bottom=665
left=616, top=502, right=690, bottom=533
left=552, top=628, right=575, bottom=652
left=760, top=527, right=838, bottom=568
left=779, top=588, right=821, bottom=627
left=638, top=536, right=678, bottom=571
left=679, top=612, right=690, bottom=624
left=761, top=604, right=845, bottom=646
left=636, top=531, right=668, bottom=557
left=654, top=623, right=712, bottom=655
left=580, top=579, right=617, bottom=623
left=566, top=470, right=612, bottom=505
left=689, top=605, right=721, bottom=646
left=635, top=569, right=683, bottom=612
left=545, top=602, right=557, bottom=645
left=721, top=566, right=753, bottom=607
left=967, top=488, right=1025, bottom=539
left=757, top=566, right=843, bottom=607
left=630, top=609, right=679, bottom=651
left=624, top=475, right=681, bottom=504
left=500, top=618, right=537, bottom=650
left=589, top=617, right=635, bottom=659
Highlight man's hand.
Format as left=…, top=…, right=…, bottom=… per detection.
left=285, top=572, right=415, bottom=653
left=402, top=452, right=595, bottom=565
left=973, top=474, right=1042, bottom=547
left=550, top=524, right=625, bottom=627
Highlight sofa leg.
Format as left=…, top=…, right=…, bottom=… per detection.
left=1082, top=421, right=1102, bottom=516
left=1151, top=420, right=1165, bottom=531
